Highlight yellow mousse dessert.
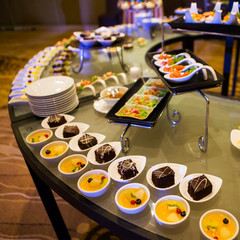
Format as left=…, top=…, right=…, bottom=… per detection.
left=61, top=157, right=86, bottom=173
left=155, top=200, right=187, bottom=223
left=118, top=188, right=148, bottom=208
left=80, top=173, right=108, bottom=192
left=43, top=144, right=67, bottom=158
left=202, top=213, right=236, bottom=240
left=28, top=132, right=50, bottom=143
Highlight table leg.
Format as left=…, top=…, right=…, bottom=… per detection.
left=72, top=48, right=84, bottom=73
left=25, top=161, right=71, bottom=240
left=116, top=46, right=128, bottom=72
left=222, top=37, right=234, bottom=96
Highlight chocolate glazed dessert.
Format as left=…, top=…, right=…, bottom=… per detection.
left=78, top=133, right=98, bottom=150
left=152, top=166, right=175, bottom=188
left=95, top=144, right=116, bottom=163
left=117, top=159, right=138, bottom=180
left=187, top=174, right=213, bottom=200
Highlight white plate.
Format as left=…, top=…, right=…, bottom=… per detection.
left=41, top=114, right=75, bottom=129
left=87, top=141, right=121, bottom=166
left=93, top=98, right=112, bottom=114
left=179, top=173, right=223, bottom=203
left=146, top=163, right=187, bottom=191
left=69, top=132, right=106, bottom=152
left=108, top=155, right=146, bottom=183
left=230, top=129, right=240, bottom=150
left=26, top=76, right=74, bottom=97
left=55, top=122, right=90, bottom=140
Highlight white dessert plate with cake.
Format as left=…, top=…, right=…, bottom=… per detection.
left=108, top=155, right=146, bottom=183
left=55, top=122, right=90, bottom=140
left=87, top=141, right=121, bottom=166
left=179, top=173, right=223, bottom=203
left=41, top=114, right=75, bottom=129
left=146, top=163, right=187, bottom=191
left=69, top=132, right=106, bottom=152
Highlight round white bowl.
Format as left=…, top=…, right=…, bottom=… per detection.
left=230, top=129, right=240, bottom=150
left=200, top=209, right=239, bottom=240
left=100, top=86, right=128, bottom=106
left=154, top=195, right=190, bottom=228
left=77, top=169, right=110, bottom=197
left=40, top=141, right=69, bottom=163
left=26, top=128, right=53, bottom=148
left=115, top=183, right=150, bottom=214
left=58, top=154, right=88, bottom=178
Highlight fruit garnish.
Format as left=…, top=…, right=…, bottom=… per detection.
left=176, top=208, right=182, bottom=214
left=44, top=134, right=49, bottom=138
left=101, top=176, right=106, bottom=180
left=131, top=200, right=135, bottom=205
left=88, top=178, right=93, bottom=183
left=135, top=199, right=141, bottom=205
left=213, top=237, right=218, bottom=240
left=81, top=164, right=85, bottom=168
left=77, top=162, right=82, bottom=165
left=45, top=150, right=51, bottom=154
left=223, top=218, right=229, bottom=224
left=181, top=211, right=186, bottom=217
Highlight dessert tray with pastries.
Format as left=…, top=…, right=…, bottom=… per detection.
left=146, top=49, right=224, bottom=95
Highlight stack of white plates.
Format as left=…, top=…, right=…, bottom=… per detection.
left=26, top=76, right=78, bottom=117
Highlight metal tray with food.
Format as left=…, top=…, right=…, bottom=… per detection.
left=146, top=49, right=224, bottom=94
left=105, top=78, right=172, bottom=127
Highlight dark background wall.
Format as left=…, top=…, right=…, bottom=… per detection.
left=0, top=0, right=207, bottom=27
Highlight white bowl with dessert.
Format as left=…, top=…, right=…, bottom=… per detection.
left=154, top=195, right=190, bottom=228
left=200, top=209, right=239, bottom=240
left=26, top=128, right=53, bottom=148
left=77, top=169, right=110, bottom=197
left=58, top=154, right=88, bottom=178
left=115, top=183, right=150, bottom=214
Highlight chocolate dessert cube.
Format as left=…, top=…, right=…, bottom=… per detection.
left=152, top=166, right=175, bottom=188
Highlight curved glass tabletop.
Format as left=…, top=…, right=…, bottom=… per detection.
left=11, top=91, right=240, bottom=240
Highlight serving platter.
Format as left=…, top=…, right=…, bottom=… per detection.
left=105, top=78, right=172, bottom=127
left=168, top=16, right=240, bottom=38
left=146, top=49, right=224, bottom=94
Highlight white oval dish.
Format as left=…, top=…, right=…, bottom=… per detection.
left=80, top=38, right=97, bottom=47
left=179, top=173, right=223, bottom=203
left=154, top=195, right=190, bottom=228
left=77, top=169, right=110, bottom=197
left=146, top=163, right=187, bottom=191
left=93, top=98, right=113, bottom=114
left=40, top=141, right=69, bottom=163
left=58, top=154, right=88, bottom=178
left=55, top=122, right=89, bottom=140
left=41, top=114, right=75, bottom=129
left=108, top=155, right=146, bottom=183
left=98, top=36, right=117, bottom=47
left=115, top=183, right=150, bottom=214
left=230, top=129, right=240, bottom=150
left=87, top=141, right=121, bottom=166
left=199, top=209, right=239, bottom=240
left=69, top=132, right=106, bottom=152
left=26, top=128, right=53, bottom=148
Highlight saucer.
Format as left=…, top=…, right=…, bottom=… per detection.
left=93, top=99, right=112, bottom=114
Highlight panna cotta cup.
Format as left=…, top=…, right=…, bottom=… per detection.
left=115, top=183, right=150, bottom=214
left=58, top=154, right=88, bottom=178
left=154, top=195, right=190, bottom=228
left=26, top=128, right=53, bottom=148
left=40, top=141, right=69, bottom=163
left=77, top=169, right=110, bottom=197
left=200, top=209, right=239, bottom=240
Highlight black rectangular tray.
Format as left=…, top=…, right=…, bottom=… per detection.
left=105, top=78, right=172, bottom=128
left=168, top=17, right=240, bottom=38
left=146, top=49, right=224, bottom=94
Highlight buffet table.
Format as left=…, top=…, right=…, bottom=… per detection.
left=9, top=28, right=240, bottom=240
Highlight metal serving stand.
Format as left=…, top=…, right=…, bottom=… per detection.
left=69, top=36, right=133, bottom=73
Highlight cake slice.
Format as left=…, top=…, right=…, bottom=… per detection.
left=94, top=144, right=116, bottom=163
left=78, top=133, right=97, bottom=150
left=47, top=114, right=67, bottom=127
left=187, top=174, right=213, bottom=200
left=117, top=159, right=139, bottom=180
left=63, top=125, right=79, bottom=138
left=151, top=166, right=175, bottom=188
